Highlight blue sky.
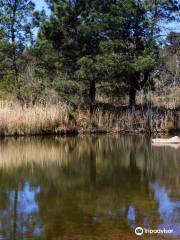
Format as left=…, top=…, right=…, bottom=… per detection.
left=35, top=0, right=47, bottom=11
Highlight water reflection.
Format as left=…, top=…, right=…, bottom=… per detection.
left=0, top=182, right=41, bottom=240
left=150, top=182, right=180, bottom=236
left=0, top=135, right=179, bottom=240
left=127, top=206, right=136, bottom=229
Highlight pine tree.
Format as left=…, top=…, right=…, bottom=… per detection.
left=40, top=0, right=179, bottom=108
left=43, top=0, right=110, bottom=112
left=0, top=0, right=35, bottom=81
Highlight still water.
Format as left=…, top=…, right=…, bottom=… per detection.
left=0, top=135, right=179, bottom=240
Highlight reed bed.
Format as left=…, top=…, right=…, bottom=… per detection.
left=77, top=108, right=177, bottom=133
left=0, top=101, right=70, bottom=136
left=0, top=100, right=178, bottom=136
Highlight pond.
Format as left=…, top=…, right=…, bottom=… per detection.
left=0, top=135, right=179, bottom=240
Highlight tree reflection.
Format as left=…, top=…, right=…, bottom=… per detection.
left=89, top=146, right=97, bottom=186
left=13, top=189, right=18, bottom=240
left=0, top=135, right=179, bottom=239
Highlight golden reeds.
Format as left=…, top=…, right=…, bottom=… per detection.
left=0, top=100, right=178, bottom=136
left=0, top=101, right=70, bottom=136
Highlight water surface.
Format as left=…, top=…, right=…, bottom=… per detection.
left=0, top=135, right=179, bottom=240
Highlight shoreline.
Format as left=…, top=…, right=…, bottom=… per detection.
left=0, top=128, right=179, bottom=138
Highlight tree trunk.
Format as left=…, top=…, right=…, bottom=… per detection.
left=12, top=45, right=18, bottom=81
left=89, top=78, right=96, bottom=115
left=11, top=1, right=18, bottom=81
left=129, top=86, right=136, bottom=108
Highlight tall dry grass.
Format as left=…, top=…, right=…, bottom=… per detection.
left=76, top=108, right=178, bottom=133
left=0, top=100, right=178, bottom=136
left=0, top=101, right=72, bottom=136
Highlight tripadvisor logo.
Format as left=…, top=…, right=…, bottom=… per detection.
left=134, top=227, right=173, bottom=236
left=135, top=227, right=144, bottom=236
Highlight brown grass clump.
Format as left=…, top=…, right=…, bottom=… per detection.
left=0, top=101, right=72, bottom=136
left=76, top=108, right=177, bottom=133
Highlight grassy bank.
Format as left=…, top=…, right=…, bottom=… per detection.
left=0, top=100, right=178, bottom=136
left=0, top=101, right=72, bottom=136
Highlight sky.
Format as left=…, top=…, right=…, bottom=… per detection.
left=34, top=0, right=47, bottom=11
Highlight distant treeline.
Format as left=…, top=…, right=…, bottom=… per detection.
left=0, top=0, right=179, bottom=110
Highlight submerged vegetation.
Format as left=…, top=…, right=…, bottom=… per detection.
left=0, top=0, right=179, bottom=135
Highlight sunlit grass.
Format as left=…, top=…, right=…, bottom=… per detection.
left=0, top=100, right=70, bottom=136
left=0, top=100, right=177, bottom=136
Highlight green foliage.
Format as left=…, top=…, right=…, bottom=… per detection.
left=55, top=79, right=85, bottom=95
left=33, top=0, right=179, bottom=106
left=32, top=31, right=60, bottom=80
left=134, top=50, right=157, bottom=72
left=0, top=40, right=12, bottom=78
left=54, top=74, right=87, bottom=105
left=17, top=77, right=48, bottom=104
left=0, top=0, right=37, bottom=82
left=0, top=0, right=179, bottom=107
